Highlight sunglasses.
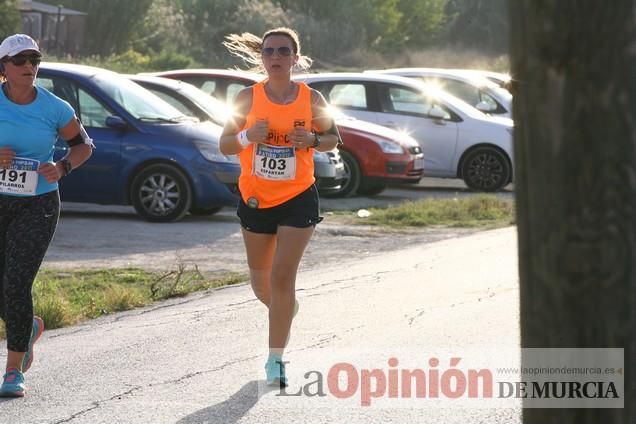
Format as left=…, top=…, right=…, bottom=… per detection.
left=261, top=47, right=293, bottom=57
left=7, top=54, right=42, bottom=67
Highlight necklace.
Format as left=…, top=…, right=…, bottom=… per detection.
left=265, top=82, right=297, bottom=105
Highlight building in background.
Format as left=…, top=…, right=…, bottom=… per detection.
left=18, top=0, right=86, bottom=56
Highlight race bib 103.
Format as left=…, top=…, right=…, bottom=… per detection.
left=252, top=144, right=296, bottom=180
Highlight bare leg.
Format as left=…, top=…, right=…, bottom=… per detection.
left=5, top=351, right=25, bottom=372
left=241, top=229, right=277, bottom=306
left=268, top=225, right=314, bottom=355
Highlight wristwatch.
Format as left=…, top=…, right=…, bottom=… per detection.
left=311, top=131, right=321, bottom=148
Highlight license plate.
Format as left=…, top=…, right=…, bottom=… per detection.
left=413, top=157, right=424, bottom=170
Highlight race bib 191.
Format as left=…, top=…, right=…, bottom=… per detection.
left=252, top=144, right=296, bottom=180
left=0, top=157, right=40, bottom=195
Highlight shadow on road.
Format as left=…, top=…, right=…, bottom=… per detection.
left=177, top=380, right=275, bottom=424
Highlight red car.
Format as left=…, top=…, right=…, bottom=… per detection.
left=151, top=69, right=424, bottom=196
left=330, top=117, right=423, bottom=196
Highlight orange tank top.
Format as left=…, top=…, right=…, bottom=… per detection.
left=238, top=81, right=315, bottom=208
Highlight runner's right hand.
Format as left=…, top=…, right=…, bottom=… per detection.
left=0, top=147, right=15, bottom=169
left=247, top=119, right=269, bottom=144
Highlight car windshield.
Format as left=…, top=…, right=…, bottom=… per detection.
left=460, top=75, right=512, bottom=103
left=417, top=83, right=487, bottom=119
left=486, top=85, right=513, bottom=103
left=178, top=83, right=231, bottom=125
left=92, top=73, right=188, bottom=121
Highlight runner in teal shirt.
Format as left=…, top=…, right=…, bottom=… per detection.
left=0, top=85, right=75, bottom=196
left=0, top=34, right=93, bottom=398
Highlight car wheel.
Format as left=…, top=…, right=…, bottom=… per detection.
left=321, top=150, right=361, bottom=198
left=461, top=147, right=511, bottom=192
left=189, top=206, right=223, bottom=216
left=131, top=163, right=192, bottom=222
left=357, top=180, right=387, bottom=196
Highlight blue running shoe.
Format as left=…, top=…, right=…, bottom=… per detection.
left=0, top=368, right=26, bottom=398
left=22, top=316, right=44, bottom=372
left=265, top=354, right=288, bottom=387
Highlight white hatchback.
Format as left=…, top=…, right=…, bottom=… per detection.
left=293, top=72, right=514, bottom=191
left=366, top=67, right=513, bottom=118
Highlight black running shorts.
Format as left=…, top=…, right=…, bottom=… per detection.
left=237, top=185, right=322, bottom=234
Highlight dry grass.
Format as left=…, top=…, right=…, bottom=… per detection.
left=337, top=195, right=515, bottom=229
left=0, top=268, right=247, bottom=339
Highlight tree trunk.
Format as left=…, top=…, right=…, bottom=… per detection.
left=510, top=1, right=635, bottom=422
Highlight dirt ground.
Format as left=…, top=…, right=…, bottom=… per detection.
left=44, top=208, right=479, bottom=276
left=44, top=179, right=511, bottom=275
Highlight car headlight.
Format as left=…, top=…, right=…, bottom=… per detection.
left=192, top=139, right=239, bottom=163
left=367, top=135, right=405, bottom=154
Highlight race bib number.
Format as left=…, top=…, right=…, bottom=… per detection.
left=252, top=144, right=296, bottom=180
left=0, top=157, right=40, bottom=195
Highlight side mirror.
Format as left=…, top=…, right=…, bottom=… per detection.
left=105, top=116, right=128, bottom=130
left=429, top=105, right=450, bottom=120
left=476, top=101, right=496, bottom=113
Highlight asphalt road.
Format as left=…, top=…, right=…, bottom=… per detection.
left=2, top=227, right=521, bottom=423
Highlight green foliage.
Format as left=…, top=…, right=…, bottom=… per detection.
left=274, top=0, right=404, bottom=52
left=131, top=0, right=190, bottom=54
left=75, top=50, right=149, bottom=73
left=444, top=0, right=509, bottom=53
left=98, top=286, right=146, bottom=314
left=34, top=269, right=155, bottom=319
left=147, top=49, right=199, bottom=72
left=69, top=49, right=198, bottom=73
left=397, top=0, right=448, bottom=47
left=29, top=1, right=508, bottom=70
left=266, top=0, right=449, bottom=64
left=0, top=0, right=20, bottom=41
left=230, top=0, right=292, bottom=43
left=38, top=0, right=154, bottom=55
left=176, top=0, right=244, bottom=65
left=359, top=195, right=515, bottom=228
left=0, top=267, right=249, bottom=339
left=33, top=279, right=76, bottom=329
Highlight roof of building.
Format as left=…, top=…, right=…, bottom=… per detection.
left=18, top=0, right=87, bottom=16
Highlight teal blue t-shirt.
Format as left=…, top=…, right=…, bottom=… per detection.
left=0, top=84, right=75, bottom=196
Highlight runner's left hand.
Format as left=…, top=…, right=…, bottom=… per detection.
left=288, top=128, right=312, bottom=148
left=38, top=162, right=63, bottom=183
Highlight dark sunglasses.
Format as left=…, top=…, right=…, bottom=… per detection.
left=261, top=46, right=293, bottom=57
left=8, top=54, right=42, bottom=66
